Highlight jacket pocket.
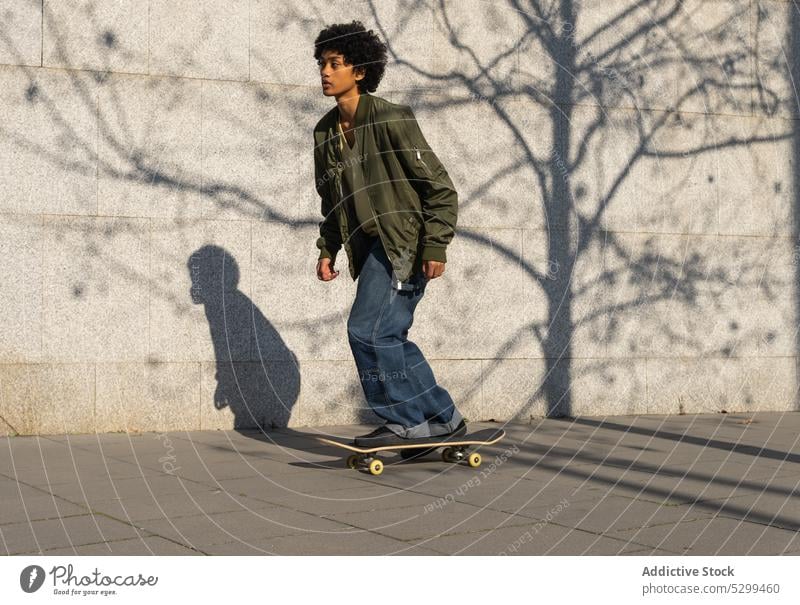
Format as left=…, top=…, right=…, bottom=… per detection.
left=403, top=213, right=422, bottom=237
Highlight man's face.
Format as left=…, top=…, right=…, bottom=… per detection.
left=318, top=49, right=364, bottom=97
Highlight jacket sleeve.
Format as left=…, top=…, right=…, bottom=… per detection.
left=314, top=133, right=342, bottom=261
left=388, top=105, right=458, bottom=263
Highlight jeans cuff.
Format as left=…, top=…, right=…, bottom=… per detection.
left=384, top=408, right=464, bottom=439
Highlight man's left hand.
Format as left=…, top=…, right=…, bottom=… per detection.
left=423, top=260, right=446, bottom=280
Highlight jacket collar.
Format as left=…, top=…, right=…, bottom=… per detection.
left=332, top=91, right=372, bottom=158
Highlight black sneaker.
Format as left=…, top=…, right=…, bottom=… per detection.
left=399, top=419, right=468, bottom=460
left=353, top=425, right=407, bottom=448
left=443, top=419, right=468, bottom=440
left=355, top=419, right=468, bottom=449
left=415, top=419, right=467, bottom=444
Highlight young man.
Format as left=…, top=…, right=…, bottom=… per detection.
left=313, top=20, right=467, bottom=450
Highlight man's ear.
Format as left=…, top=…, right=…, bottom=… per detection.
left=354, top=66, right=366, bottom=82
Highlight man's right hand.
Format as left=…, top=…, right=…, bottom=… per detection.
left=317, top=257, right=340, bottom=281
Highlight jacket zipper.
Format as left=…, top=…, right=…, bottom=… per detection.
left=414, top=146, right=432, bottom=178
left=329, top=124, right=416, bottom=281
left=334, top=140, right=396, bottom=277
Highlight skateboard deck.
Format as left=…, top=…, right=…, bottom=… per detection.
left=317, top=428, right=505, bottom=475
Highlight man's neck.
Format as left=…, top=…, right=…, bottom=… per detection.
left=336, top=88, right=361, bottom=125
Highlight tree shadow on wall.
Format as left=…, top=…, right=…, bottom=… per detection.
left=377, top=0, right=800, bottom=418
left=187, top=244, right=300, bottom=430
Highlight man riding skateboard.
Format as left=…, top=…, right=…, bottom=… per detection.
left=313, top=20, right=466, bottom=449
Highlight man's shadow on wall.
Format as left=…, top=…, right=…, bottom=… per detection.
left=187, top=244, right=381, bottom=461
left=187, top=245, right=301, bottom=431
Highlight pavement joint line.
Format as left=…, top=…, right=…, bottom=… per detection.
left=205, top=527, right=422, bottom=554
left=677, top=495, right=748, bottom=506
left=120, top=502, right=388, bottom=539
left=143, top=520, right=394, bottom=548
left=0, top=511, right=97, bottom=527
left=398, top=520, right=547, bottom=543
left=590, top=493, right=680, bottom=507
left=9, top=534, right=210, bottom=557
left=712, top=512, right=799, bottom=533
left=594, top=515, right=720, bottom=534
left=1, top=472, right=212, bottom=506
left=404, top=543, right=449, bottom=555
left=315, top=515, right=544, bottom=545
left=500, top=517, right=658, bottom=545
left=272, top=498, right=445, bottom=516
left=100, top=518, right=216, bottom=554
left=0, top=473, right=116, bottom=515
left=622, top=545, right=683, bottom=555
left=406, top=521, right=658, bottom=554
left=0, top=471, right=71, bottom=496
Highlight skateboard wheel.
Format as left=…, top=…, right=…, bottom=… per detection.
left=467, top=453, right=481, bottom=468
left=442, top=448, right=456, bottom=463
left=346, top=454, right=360, bottom=469
left=368, top=459, right=383, bottom=476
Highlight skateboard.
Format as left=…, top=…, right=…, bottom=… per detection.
left=317, top=428, right=506, bottom=475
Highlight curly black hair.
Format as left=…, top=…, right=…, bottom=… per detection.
left=314, top=20, right=388, bottom=93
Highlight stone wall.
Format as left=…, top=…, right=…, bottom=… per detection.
left=1, top=1, right=798, bottom=435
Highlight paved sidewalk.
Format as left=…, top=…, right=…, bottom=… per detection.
left=1, top=412, right=798, bottom=555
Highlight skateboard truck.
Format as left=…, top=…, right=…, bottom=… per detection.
left=345, top=446, right=482, bottom=475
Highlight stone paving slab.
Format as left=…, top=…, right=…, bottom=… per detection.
left=0, top=492, right=88, bottom=526
left=2, top=514, right=146, bottom=555
left=203, top=530, right=442, bottom=556
left=74, top=488, right=269, bottom=524
left=679, top=492, right=800, bottom=533
left=536, top=495, right=717, bottom=535
left=319, top=501, right=534, bottom=542
left=1, top=413, right=798, bottom=555
left=407, top=522, right=654, bottom=555
left=216, top=483, right=440, bottom=517
left=614, top=516, right=800, bottom=555
left=128, top=507, right=353, bottom=551
left=33, top=536, right=202, bottom=556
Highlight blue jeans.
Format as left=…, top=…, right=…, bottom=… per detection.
left=347, top=236, right=464, bottom=438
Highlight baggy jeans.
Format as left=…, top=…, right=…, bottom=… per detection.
left=347, top=236, right=464, bottom=438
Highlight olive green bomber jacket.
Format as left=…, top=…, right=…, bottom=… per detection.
left=314, top=92, right=459, bottom=282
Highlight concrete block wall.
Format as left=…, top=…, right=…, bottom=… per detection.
left=0, top=0, right=798, bottom=435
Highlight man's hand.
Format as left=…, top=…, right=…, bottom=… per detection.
left=423, top=259, right=445, bottom=280
left=317, top=257, right=340, bottom=281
